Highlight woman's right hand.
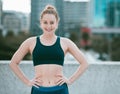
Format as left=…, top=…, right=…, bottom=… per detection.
left=27, top=78, right=43, bottom=88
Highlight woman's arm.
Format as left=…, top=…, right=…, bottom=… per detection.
left=66, top=38, right=89, bottom=84
left=9, top=38, right=31, bottom=86
left=10, top=37, right=45, bottom=87
left=56, top=38, right=89, bottom=86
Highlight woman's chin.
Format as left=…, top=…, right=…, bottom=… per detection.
left=45, top=30, right=54, bottom=33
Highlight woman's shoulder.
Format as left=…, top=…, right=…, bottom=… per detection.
left=60, top=36, right=74, bottom=44
left=26, top=36, right=36, bottom=40
left=23, top=36, right=37, bottom=44
left=59, top=37, right=76, bottom=49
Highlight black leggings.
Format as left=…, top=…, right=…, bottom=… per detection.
left=31, top=83, right=69, bottom=94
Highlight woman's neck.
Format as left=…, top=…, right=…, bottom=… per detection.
left=41, top=33, right=56, bottom=39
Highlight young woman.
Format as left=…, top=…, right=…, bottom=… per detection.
left=10, top=5, right=88, bottom=94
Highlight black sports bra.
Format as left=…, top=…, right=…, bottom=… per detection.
left=32, top=36, right=64, bottom=66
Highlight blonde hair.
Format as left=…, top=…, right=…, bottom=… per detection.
left=40, top=5, right=60, bottom=21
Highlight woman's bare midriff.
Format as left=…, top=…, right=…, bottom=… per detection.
left=34, top=64, right=63, bottom=87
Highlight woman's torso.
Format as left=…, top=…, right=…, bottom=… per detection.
left=29, top=36, right=68, bottom=87
left=34, top=64, right=63, bottom=86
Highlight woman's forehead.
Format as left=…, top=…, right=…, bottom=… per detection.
left=41, top=14, right=56, bottom=20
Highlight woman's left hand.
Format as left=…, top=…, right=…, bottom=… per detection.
left=56, top=76, right=72, bottom=86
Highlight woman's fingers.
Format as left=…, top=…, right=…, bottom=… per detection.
left=34, top=79, right=43, bottom=86
left=59, top=80, right=66, bottom=86
left=56, top=77, right=68, bottom=86
left=35, top=79, right=43, bottom=84
left=56, top=79, right=64, bottom=85
left=28, top=78, right=43, bottom=87
left=32, top=83, right=39, bottom=88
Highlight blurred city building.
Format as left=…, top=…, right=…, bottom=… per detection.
left=90, top=0, right=120, bottom=28
left=30, top=0, right=64, bottom=36
left=64, top=1, right=89, bottom=32
left=89, top=0, right=120, bottom=35
left=0, top=0, right=3, bottom=32
left=106, top=2, right=120, bottom=27
left=2, top=11, right=30, bottom=35
left=89, top=0, right=120, bottom=61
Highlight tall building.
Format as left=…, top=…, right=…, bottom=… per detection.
left=106, top=2, right=120, bottom=27
left=90, top=0, right=120, bottom=28
left=55, top=0, right=64, bottom=36
left=2, top=11, right=29, bottom=35
left=0, top=0, right=2, bottom=29
left=20, top=13, right=30, bottom=32
left=30, top=0, right=64, bottom=36
left=64, top=1, right=89, bottom=31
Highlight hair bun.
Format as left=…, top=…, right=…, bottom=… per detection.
left=40, top=4, right=59, bottom=21
left=45, top=5, right=56, bottom=10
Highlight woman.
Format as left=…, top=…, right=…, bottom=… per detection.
left=9, top=5, right=88, bottom=94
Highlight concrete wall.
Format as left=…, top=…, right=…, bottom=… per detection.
left=0, top=61, right=120, bottom=94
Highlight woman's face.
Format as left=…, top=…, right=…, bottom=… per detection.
left=40, top=14, right=58, bottom=34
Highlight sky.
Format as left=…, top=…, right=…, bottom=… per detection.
left=2, top=0, right=31, bottom=13
left=2, top=0, right=89, bottom=13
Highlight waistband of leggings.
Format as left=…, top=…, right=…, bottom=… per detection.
left=34, top=83, right=68, bottom=91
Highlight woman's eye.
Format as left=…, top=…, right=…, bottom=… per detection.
left=50, top=22, right=54, bottom=24
left=44, top=22, right=47, bottom=24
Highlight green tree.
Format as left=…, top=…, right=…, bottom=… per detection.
left=0, top=31, right=31, bottom=60
left=111, top=36, right=120, bottom=61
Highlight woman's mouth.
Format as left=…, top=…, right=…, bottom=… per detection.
left=45, top=28, right=52, bottom=32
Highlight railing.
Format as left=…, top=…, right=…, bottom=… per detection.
left=0, top=60, right=120, bottom=94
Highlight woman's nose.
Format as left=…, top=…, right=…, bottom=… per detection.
left=47, top=24, right=52, bottom=28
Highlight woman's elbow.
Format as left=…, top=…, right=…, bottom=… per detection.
left=84, top=61, right=89, bottom=69
left=9, top=61, right=14, bottom=69
left=9, top=60, right=18, bottom=69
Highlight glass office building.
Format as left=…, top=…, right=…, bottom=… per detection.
left=92, top=0, right=120, bottom=28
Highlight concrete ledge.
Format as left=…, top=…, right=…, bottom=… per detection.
left=0, top=61, right=120, bottom=94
